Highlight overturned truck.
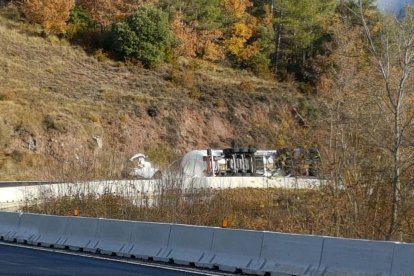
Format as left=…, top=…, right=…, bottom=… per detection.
left=181, top=148, right=320, bottom=178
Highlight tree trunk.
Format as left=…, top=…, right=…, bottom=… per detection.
left=388, top=109, right=401, bottom=239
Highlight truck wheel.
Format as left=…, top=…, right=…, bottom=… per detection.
left=248, top=148, right=257, bottom=153
left=223, top=148, right=233, bottom=156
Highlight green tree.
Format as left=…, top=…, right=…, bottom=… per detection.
left=158, top=0, right=223, bottom=30
left=270, top=0, right=336, bottom=76
left=112, top=5, right=174, bottom=66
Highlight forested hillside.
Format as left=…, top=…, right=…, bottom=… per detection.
left=1, top=0, right=414, bottom=241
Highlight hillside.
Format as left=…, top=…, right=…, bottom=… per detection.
left=0, top=10, right=312, bottom=180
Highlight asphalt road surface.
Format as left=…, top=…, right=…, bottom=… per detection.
left=0, top=243, right=212, bottom=276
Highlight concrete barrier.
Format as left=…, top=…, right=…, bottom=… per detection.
left=89, top=218, right=134, bottom=256
left=319, top=237, right=395, bottom=275
left=121, top=221, right=171, bottom=260
left=55, top=216, right=99, bottom=252
left=0, top=211, right=21, bottom=241
left=391, top=243, right=414, bottom=275
left=246, top=232, right=324, bottom=275
left=200, top=228, right=264, bottom=272
left=155, top=224, right=215, bottom=266
left=32, top=215, right=68, bottom=248
left=12, top=213, right=44, bottom=244
left=3, top=211, right=414, bottom=275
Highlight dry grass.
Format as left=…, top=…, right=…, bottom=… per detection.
left=0, top=7, right=310, bottom=180
left=22, top=185, right=414, bottom=242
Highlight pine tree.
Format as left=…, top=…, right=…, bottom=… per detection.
left=271, top=0, right=336, bottom=76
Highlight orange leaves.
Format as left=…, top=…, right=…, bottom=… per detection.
left=171, top=14, right=224, bottom=62
left=78, top=0, right=148, bottom=29
left=197, top=29, right=225, bottom=61
left=171, top=16, right=198, bottom=57
left=222, top=0, right=253, bottom=18
left=21, top=0, right=74, bottom=34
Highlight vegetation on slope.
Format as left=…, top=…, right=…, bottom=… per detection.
left=2, top=1, right=414, bottom=241
left=0, top=4, right=312, bottom=180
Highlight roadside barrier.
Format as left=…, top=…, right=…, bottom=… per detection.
left=156, top=224, right=215, bottom=265
left=32, top=214, right=68, bottom=247
left=12, top=213, right=43, bottom=244
left=319, top=237, right=395, bottom=275
left=120, top=221, right=171, bottom=260
left=91, top=218, right=134, bottom=256
left=391, top=243, right=414, bottom=275
left=203, top=228, right=264, bottom=272
left=1, top=211, right=413, bottom=275
left=0, top=211, right=20, bottom=241
left=54, top=216, right=99, bottom=251
left=249, top=232, right=324, bottom=275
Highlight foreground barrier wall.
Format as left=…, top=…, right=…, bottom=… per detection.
left=319, top=238, right=395, bottom=275
left=0, top=211, right=413, bottom=275
left=0, top=212, right=20, bottom=240
left=55, top=216, right=99, bottom=251
left=34, top=214, right=68, bottom=247
left=206, top=228, right=264, bottom=272
left=252, top=232, right=324, bottom=275
left=92, top=218, right=134, bottom=256
left=391, top=243, right=414, bottom=275
left=158, top=224, right=215, bottom=265
left=121, top=221, right=171, bottom=260
left=12, top=213, right=44, bottom=244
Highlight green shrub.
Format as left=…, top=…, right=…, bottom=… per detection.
left=111, top=5, right=173, bottom=67
left=247, top=53, right=271, bottom=76
left=65, top=5, right=91, bottom=40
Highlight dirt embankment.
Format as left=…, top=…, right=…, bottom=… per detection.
left=0, top=11, right=310, bottom=180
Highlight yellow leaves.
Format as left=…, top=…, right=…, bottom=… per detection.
left=233, top=21, right=254, bottom=39
left=224, top=19, right=259, bottom=61
left=221, top=0, right=258, bottom=60
left=225, top=36, right=245, bottom=56
left=222, top=0, right=253, bottom=19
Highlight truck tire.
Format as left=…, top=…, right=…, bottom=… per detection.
left=248, top=148, right=257, bottom=153
left=223, top=148, right=233, bottom=156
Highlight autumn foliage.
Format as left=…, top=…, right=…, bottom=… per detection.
left=171, top=15, right=198, bottom=58
left=77, top=0, right=146, bottom=29
left=21, top=0, right=74, bottom=34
